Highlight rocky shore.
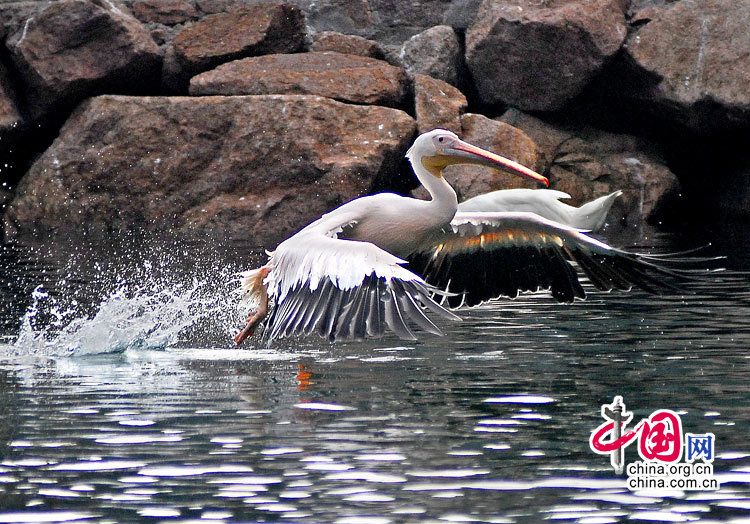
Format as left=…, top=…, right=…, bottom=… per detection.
left=0, top=0, right=748, bottom=244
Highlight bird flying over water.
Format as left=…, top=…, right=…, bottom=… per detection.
left=234, top=129, right=692, bottom=345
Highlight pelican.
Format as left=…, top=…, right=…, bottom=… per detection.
left=458, top=188, right=622, bottom=231
left=234, top=129, right=688, bottom=344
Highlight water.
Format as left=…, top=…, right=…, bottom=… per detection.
left=1, top=227, right=750, bottom=523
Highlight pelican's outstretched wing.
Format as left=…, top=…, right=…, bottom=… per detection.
left=408, top=211, right=703, bottom=308
left=263, top=221, right=459, bottom=342
left=458, top=189, right=622, bottom=231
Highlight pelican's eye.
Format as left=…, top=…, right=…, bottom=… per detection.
left=432, top=133, right=456, bottom=152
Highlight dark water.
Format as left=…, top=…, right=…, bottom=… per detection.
left=1, top=227, right=750, bottom=523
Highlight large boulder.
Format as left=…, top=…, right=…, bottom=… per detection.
left=499, top=110, right=680, bottom=228
left=414, top=74, right=466, bottom=134
left=4, top=95, right=416, bottom=244
left=465, top=0, right=627, bottom=111
left=293, top=0, right=376, bottom=38
left=399, top=25, right=462, bottom=86
left=414, top=113, right=543, bottom=202
left=311, top=31, right=385, bottom=59
left=189, top=52, right=409, bottom=108
left=621, top=0, right=750, bottom=130
left=162, top=3, right=306, bottom=92
left=130, top=0, right=199, bottom=25
left=444, top=0, right=483, bottom=30
left=6, top=0, right=161, bottom=118
left=300, top=0, right=450, bottom=45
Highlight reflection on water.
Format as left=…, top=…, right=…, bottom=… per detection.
left=0, top=228, right=749, bottom=522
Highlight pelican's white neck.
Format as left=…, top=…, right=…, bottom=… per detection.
left=407, top=153, right=458, bottom=219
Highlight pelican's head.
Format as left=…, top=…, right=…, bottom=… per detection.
left=406, top=129, right=549, bottom=187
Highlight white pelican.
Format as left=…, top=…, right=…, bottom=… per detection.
left=458, top=188, right=622, bottom=231
left=234, top=129, right=688, bottom=344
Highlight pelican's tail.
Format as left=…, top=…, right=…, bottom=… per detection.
left=572, top=190, right=622, bottom=231
left=238, top=266, right=270, bottom=313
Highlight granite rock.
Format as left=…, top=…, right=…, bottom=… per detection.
left=7, top=0, right=161, bottom=117
left=466, top=0, right=627, bottom=110
left=311, top=31, right=385, bottom=59
left=400, top=25, right=461, bottom=86
left=622, top=0, right=750, bottom=130
left=163, top=2, right=306, bottom=91
left=4, top=94, right=417, bottom=244
left=414, top=74, right=466, bottom=134
left=189, top=51, right=409, bottom=108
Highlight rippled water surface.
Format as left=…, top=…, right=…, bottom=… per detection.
left=1, top=228, right=749, bottom=523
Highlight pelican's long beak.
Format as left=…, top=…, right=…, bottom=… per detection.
left=446, top=140, right=549, bottom=187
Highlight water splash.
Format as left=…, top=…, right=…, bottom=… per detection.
left=8, top=238, right=248, bottom=358
left=13, top=278, right=238, bottom=357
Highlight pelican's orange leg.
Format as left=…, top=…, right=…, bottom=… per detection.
left=234, top=295, right=268, bottom=345
left=234, top=267, right=270, bottom=346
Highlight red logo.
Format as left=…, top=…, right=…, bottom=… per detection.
left=590, top=396, right=682, bottom=473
